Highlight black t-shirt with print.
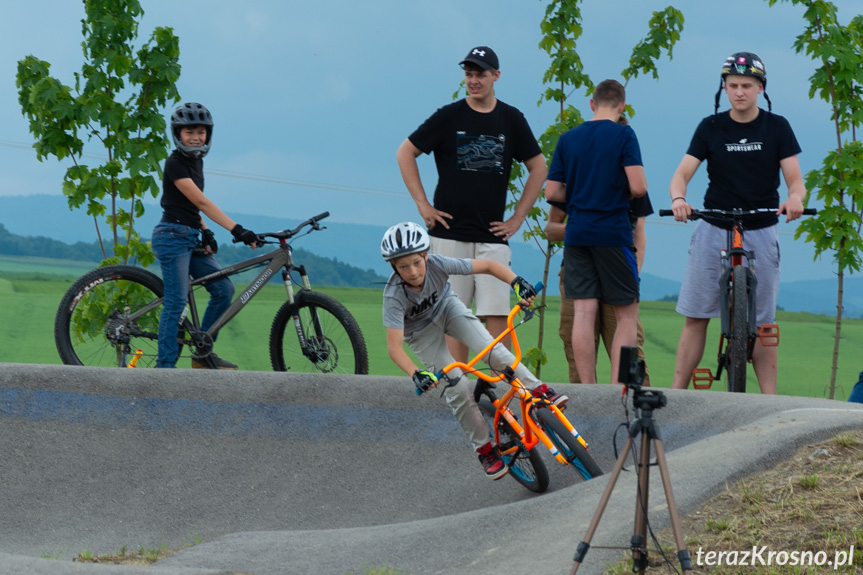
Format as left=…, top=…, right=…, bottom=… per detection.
left=686, top=109, right=801, bottom=230
left=408, top=99, right=541, bottom=244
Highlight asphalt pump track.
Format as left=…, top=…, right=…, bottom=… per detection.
left=1, top=364, right=861, bottom=574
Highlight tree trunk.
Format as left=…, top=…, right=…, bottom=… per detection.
left=533, top=242, right=555, bottom=378
left=828, top=269, right=843, bottom=399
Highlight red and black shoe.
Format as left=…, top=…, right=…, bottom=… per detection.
left=477, top=442, right=509, bottom=480
left=531, top=383, right=569, bottom=409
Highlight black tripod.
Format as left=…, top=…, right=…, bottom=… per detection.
left=570, top=348, right=693, bottom=575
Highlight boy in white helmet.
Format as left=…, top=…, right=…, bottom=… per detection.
left=380, top=221, right=567, bottom=480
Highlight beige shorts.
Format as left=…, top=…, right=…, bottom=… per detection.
left=429, top=237, right=512, bottom=317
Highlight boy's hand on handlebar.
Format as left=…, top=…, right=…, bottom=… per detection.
left=510, top=275, right=537, bottom=305
left=670, top=198, right=692, bottom=222
left=777, top=196, right=805, bottom=222
left=412, top=369, right=438, bottom=393
left=231, top=224, right=259, bottom=248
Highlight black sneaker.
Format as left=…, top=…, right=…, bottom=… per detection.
left=477, top=442, right=509, bottom=480
left=531, top=383, right=569, bottom=409
left=192, top=353, right=238, bottom=370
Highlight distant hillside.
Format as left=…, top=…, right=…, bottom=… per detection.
left=0, top=222, right=386, bottom=289
left=0, top=194, right=858, bottom=315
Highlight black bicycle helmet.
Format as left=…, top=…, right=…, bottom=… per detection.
left=171, top=102, right=213, bottom=159
left=714, top=52, right=771, bottom=114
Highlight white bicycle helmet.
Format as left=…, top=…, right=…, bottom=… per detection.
left=381, top=222, right=430, bottom=261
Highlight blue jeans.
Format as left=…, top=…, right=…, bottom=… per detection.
left=151, top=221, right=235, bottom=368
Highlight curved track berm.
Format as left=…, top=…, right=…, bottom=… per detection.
left=1, top=364, right=861, bottom=575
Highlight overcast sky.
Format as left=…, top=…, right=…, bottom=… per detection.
left=0, top=0, right=859, bottom=282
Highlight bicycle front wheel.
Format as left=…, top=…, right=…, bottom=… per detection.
left=533, top=408, right=602, bottom=481
left=55, top=265, right=165, bottom=368
left=727, top=265, right=749, bottom=393
left=477, top=399, right=549, bottom=493
left=269, top=290, right=369, bottom=374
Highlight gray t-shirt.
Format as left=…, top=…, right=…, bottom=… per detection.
left=382, top=254, right=473, bottom=335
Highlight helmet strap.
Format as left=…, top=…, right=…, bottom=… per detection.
left=763, top=91, right=772, bottom=112
left=714, top=79, right=724, bottom=115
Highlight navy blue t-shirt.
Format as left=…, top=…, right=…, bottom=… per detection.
left=548, top=120, right=643, bottom=246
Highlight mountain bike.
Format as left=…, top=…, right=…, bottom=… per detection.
left=420, top=284, right=602, bottom=493
left=659, top=207, right=816, bottom=392
left=54, top=212, right=369, bottom=374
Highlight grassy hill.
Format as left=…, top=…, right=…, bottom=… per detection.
left=1, top=263, right=861, bottom=400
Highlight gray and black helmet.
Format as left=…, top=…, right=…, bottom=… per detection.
left=171, top=102, right=213, bottom=159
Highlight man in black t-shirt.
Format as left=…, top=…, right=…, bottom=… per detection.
left=396, top=46, right=546, bottom=362
left=668, top=52, right=807, bottom=394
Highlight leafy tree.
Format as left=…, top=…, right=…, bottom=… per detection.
left=16, top=0, right=180, bottom=267
left=768, top=0, right=863, bottom=398
left=516, top=1, right=684, bottom=375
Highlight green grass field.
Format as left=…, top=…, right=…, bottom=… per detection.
left=1, top=254, right=861, bottom=400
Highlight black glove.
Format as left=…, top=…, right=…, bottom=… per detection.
left=412, top=370, right=438, bottom=394
left=231, top=224, right=259, bottom=246
left=510, top=276, right=537, bottom=301
left=200, top=229, right=218, bottom=254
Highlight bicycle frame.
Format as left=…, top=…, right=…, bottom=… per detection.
left=128, top=214, right=326, bottom=357
left=709, top=212, right=760, bottom=385
left=433, top=299, right=589, bottom=466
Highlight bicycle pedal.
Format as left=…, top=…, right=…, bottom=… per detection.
left=692, top=368, right=714, bottom=390
left=758, top=324, right=780, bottom=346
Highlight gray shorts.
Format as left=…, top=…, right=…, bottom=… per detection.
left=676, top=220, right=780, bottom=326
left=429, top=237, right=512, bottom=317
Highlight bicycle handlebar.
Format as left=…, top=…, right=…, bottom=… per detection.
left=236, top=211, right=331, bottom=244
left=416, top=281, right=544, bottom=395
left=658, top=207, right=817, bottom=219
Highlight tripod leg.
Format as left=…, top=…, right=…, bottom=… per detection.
left=631, top=429, right=652, bottom=574
left=652, top=439, right=694, bottom=574
left=569, top=436, right=634, bottom=575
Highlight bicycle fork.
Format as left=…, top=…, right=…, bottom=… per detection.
left=282, top=264, right=329, bottom=362
left=493, top=391, right=588, bottom=466
left=693, top=248, right=780, bottom=389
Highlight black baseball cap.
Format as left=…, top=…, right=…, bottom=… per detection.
left=459, top=46, right=499, bottom=70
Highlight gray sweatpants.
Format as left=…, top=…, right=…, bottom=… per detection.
left=405, top=294, right=542, bottom=451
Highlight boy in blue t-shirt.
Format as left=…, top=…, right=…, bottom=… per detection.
left=545, top=79, right=648, bottom=385
left=380, top=221, right=567, bottom=480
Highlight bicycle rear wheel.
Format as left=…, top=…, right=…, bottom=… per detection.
left=477, top=399, right=549, bottom=493
left=54, top=265, right=166, bottom=368
left=727, top=265, right=748, bottom=393
left=269, top=290, right=369, bottom=374
left=533, top=408, right=602, bottom=481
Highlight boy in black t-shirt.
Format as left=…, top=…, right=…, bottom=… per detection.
left=668, top=52, right=807, bottom=394
left=151, top=102, right=259, bottom=369
left=396, top=46, right=547, bottom=364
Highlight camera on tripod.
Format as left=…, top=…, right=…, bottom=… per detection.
left=617, top=345, right=646, bottom=387
left=618, top=346, right=667, bottom=410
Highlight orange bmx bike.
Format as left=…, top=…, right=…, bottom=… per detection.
left=660, top=207, right=816, bottom=392
left=422, top=283, right=602, bottom=493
